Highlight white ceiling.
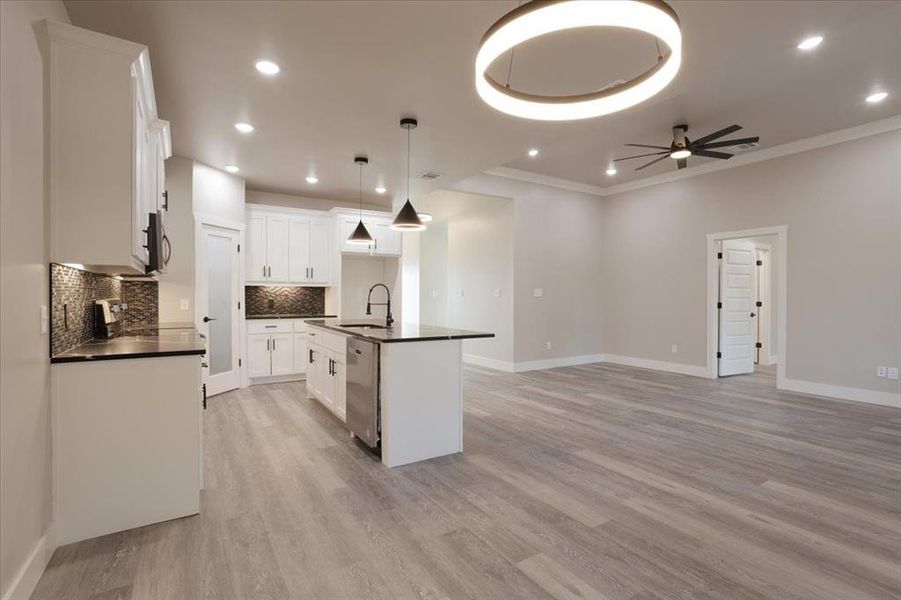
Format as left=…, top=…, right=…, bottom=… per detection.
left=64, top=0, right=900, bottom=202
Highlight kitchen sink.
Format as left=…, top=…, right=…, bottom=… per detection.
left=339, top=323, right=391, bottom=330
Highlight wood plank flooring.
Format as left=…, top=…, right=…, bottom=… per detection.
left=32, top=363, right=901, bottom=599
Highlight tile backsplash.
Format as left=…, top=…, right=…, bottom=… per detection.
left=50, top=263, right=158, bottom=356
left=245, top=286, right=325, bottom=316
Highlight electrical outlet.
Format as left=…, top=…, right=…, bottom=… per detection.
left=431, top=290, right=438, bottom=298
left=533, top=288, right=543, bottom=298
left=546, top=341, right=552, bottom=350
left=179, top=298, right=190, bottom=310
left=671, top=344, right=678, bottom=354
left=493, top=289, right=501, bottom=298
left=888, top=367, right=899, bottom=380
left=876, top=366, right=887, bottom=378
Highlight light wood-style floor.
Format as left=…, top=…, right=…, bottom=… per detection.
left=33, top=363, right=901, bottom=600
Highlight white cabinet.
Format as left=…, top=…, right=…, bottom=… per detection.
left=304, top=328, right=347, bottom=421
left=293, top=333, right=309, bottom=374
left=247, top=319, right=312, bottom=380
left=338, top=216, right=401, bottom=256
left=247, top=334, right=272, bottom=378
left=46, top=20, right=171, bottom=274
left=270, top=333, right=294, bottom=376
left=246, top=207, right=331, bottom=284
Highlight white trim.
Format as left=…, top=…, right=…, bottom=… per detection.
left=483, top=116, right=901, bottom=197
left=248, top=373, right=306, bottom=386
left=1, top=527, right=55, bottom=600
left=768, top=355, right=778, bottom=365
left=707, top=226, right=788, bottom=387
left=462, top=353, right=515, bottom=373
left=515, top=354, right=605, bottom=373
left=482, top=167, right=607, bottom=196
left=191, top=212, right=245, bottom=231
left=781, top=378, right=900, bottom=408
left=601, top=354, right=709, bottom=378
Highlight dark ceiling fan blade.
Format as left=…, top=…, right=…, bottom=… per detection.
left=692, top=149, right=734, bottom=160
left=694, top=136, right=759, bottom=150
left=614, top=151, right=670, bottom=162
left=690, top=124, right=742, bottom=147
left=677, top=158, right=687, bottom=169
left=635, top=155, right=670, bottom=171
left=625, top=143, right=671, bottom=150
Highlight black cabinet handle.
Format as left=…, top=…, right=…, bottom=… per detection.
left=202, top=383, right=207, bottom=410
left=162, top=190, right=169, bottom=211
left=272, top=338, right=276, bottom=351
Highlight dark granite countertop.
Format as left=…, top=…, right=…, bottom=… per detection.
left=246, top=313, right=337, bottom=320
left=51, top=322, right=206, bottom=363
left=304, top=318, right=494, bottom=344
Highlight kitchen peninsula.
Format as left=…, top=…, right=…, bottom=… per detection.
left=304, top=319, right=493, bottom=467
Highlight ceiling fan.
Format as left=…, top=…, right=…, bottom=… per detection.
left=614, top=124, right=759, bottom=171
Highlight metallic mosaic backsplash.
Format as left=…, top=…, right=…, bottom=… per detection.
left=50, top=263, right=158, bottom=356
left=245, top=286, right=325, bottom=316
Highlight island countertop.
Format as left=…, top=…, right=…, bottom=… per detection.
left=246, top=313, right=337, bottom=320
left=51, top=322, right=206, bottom=363
left=304, top=318, right=494, bottom=344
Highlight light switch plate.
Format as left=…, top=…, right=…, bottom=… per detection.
left=888, top=367, right=899, bottom=380
left=671, top=344, right=678, bottom=354
left=876, top=366, right=887, bottom=378
left=533, top=288, right=543, bottom=298
left=493, top=289, right=501, bottom=298
left=180, top=298, right=190, bottom=310
left=431, top=290, right=438, bottom=298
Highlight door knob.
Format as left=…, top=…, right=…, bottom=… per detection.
left=750, top=312, right=756, bottom=318
left=203, top=316, right=216, bottom=322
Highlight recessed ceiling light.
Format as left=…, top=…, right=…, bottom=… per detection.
left=375, top=186, right=387, bottom=194
left=254, top=60, right=280, bottom=75
left=224, top=165, right=240, bottom=173
left=865, top=91, right=888, bottom=104
left=528, top=148, right=539, bottom=157
left=305, top=175, right=319, bottom=184
left=606, top=168, right=617, bottom=176
left=797, top=35, right=823, bottom=50
left=417, top=213, right=434, bottom=223
left=234, top=122, right=254, bottom=133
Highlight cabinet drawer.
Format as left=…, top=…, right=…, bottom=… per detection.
left=247, top=320, right=293, bottom=334
left=293, top=319, right=310, bottom=333
left=321, top=331, right=348, bottom=358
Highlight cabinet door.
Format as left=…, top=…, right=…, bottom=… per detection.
left=247, top=334, right=271, bottom=378
left=132, top=80, right=150, bottom=264
left=288, top=217, right=310, bottom=282
left=293, top=333, right=308, bottom=375
left=246, top=213, right=267, bottom=281
left=308, top=219, right=331, bottom=283
left=266, top=215, right=289, bottom=281
left=373, top=221, right=401, bottom=256
left=270, top=333, right=294, bottom=376
left=155, top=137, right=167, bottom=212
left=332, top=358, right=346, bottom=421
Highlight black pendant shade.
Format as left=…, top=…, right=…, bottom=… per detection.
left=392, top=199, right=425, bottom=231
left=348, top=155, right=375, bottom=245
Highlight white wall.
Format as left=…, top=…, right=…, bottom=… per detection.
left=601, top=129, right=901, bottom=395
left=419, top=221, right=449, bottom=327
left=0, top=2, right=69, bottom=597
left=340, top=255, right=401, bottom=321
left=158, top=156, right=194, bottom=322
left=450, top=175, right=605, bottom=365
left=246, top=189, right=389, bottom=213
left=193, top=162, right=245, bottom=225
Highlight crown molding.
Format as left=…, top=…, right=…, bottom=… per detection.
left=482, top=167, right=608, bottom=196
left=483, top=116, right=901, bottom=197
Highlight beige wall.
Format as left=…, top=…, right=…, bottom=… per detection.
left=0, top=1, right=69, bottom=596
left=246, top=189, right=389, bottom=213
left=419, top=221, right=449, bottom=327
left=193, top=162, right=245, bottom=225
left=158, top=156, right=194, bottom=322
left=451, top=175, right=605, bottom=364
left=601, top=130, right=901, bottom=394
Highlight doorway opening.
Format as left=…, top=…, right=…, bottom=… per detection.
left=706, top=226, right=787, bottom=386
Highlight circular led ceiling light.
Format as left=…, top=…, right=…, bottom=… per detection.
left=475, top=0, right=682, bottom=121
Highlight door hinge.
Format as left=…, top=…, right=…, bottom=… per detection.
left=755, top=342, right=762, bottom=349
left=238, top=358, right=242, bottom=367
left=756, top=301, right=762, bottom=307
left=717, top=252, right=723, bottom=259
left=716, top=302, right=722, bottom=309
left=756, top=259, right=763, bottom=266
left=237, top=243, right=241, bottom=252
left=238, top=301, right=242, bottom=310
left=716, top=351, right=722, bottom=358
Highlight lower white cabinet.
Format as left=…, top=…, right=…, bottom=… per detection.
left=270, top=333, right=294, bottom=376
left=305, top=329, right=347, bottom=421
left=247, top=319, right=309, bottom=379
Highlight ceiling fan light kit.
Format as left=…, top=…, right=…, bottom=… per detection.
left=475, top=0, right=682, bottom=121
left=614, top=123, right=760, bottom=171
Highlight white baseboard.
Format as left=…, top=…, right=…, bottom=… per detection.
left=247, top=373, right=305, bottom=386
left=2, top=526, right=55, bottom=600
left=780, top=378, right=900, bottom=408
left=767, top=355, right=778, bottom=366
left=462, top=353, right=515, bottom=373
left=601, top=354, right=710, bottom=378
left=515, top=354, right=604, bottom=373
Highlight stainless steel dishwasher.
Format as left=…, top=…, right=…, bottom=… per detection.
left=346, top=337, right=379, bottom=448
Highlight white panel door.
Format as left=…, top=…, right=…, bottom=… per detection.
left=266, top=215, right=289, bottom=281
left=247, top=334, right=272, bottom=378
left=308, top=219, right=331, bottom=283
left=270, top=333, right=294, bottom=376
left=288, top=217, right=311, bottom=282
left=246, top=213, right=267, bottom=281
left=718, top=240, right=757, bottom=376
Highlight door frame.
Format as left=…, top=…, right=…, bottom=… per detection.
left=706, top=226, right=787, bottom=385
left=754, top=244, right=774, bottom=366
left=194, top=214, right=246, bottom=394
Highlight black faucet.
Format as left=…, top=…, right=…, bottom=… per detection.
left=365, top=283, right=393, bottom=327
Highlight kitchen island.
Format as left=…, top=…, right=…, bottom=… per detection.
left=305, top=319, right=493, bottom=467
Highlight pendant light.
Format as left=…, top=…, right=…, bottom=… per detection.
left=391, top=117, right=426, bottom=231
left=347, top=155, right=375, bottom=245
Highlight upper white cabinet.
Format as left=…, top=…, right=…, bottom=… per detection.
left=246, top=206, right=332, bottom=285
left=338, top=215, right=401, bottom=256
left=45, top=20, right=170, bottom=274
